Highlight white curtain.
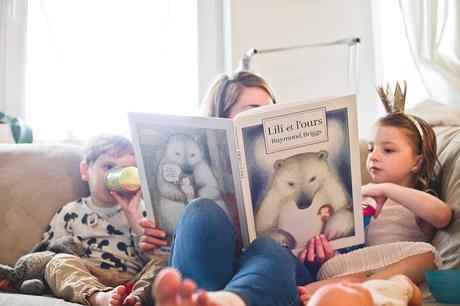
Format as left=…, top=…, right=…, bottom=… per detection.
left=399, top=0, right=460, bottom=106
left=0, top=0, right=27, bottom=117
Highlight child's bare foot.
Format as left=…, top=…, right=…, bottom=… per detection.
left=298, top=285, right=311, bottom=306
left=152, top=268, right=246, bottom=306
left=88, top=285, right=127, bottom=306
left=123, top=294, right=141, bottom=306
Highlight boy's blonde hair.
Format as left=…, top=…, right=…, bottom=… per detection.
left=376, top=113, right=438, bottom=193
left=83, top=134, right=134, bottom=165
left=200, top=70, right=276, bottom=118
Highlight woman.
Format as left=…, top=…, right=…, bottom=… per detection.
left=143, top=71, right=315, bottom=306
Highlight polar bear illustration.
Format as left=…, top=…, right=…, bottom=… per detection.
left=156, top=133, right=229, bottom=234
left=255, top=150, right=354, bottom=254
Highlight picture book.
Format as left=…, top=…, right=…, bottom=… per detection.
left=128, top=95, right=364, bottom=255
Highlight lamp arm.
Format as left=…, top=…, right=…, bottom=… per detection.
left=238, top=36, right=360, bottom=71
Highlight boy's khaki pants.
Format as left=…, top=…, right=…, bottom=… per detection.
left=45, top=253, right=167, bottom=306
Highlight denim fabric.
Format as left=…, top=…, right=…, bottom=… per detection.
left=169, top=198, right=314, bottom=306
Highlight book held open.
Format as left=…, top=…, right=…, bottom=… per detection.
left=129, top=95, right=364, bottom=255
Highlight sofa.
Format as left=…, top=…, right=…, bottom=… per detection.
left=1, top=106, right=459, bottom=305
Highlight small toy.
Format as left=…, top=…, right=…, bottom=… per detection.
left=363, top=203, right=376, bottom=229
left=0, top=236, right=85, bottom=295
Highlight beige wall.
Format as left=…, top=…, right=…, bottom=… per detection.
left=224, top=0, right=380, bottom=137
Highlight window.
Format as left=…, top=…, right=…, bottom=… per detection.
left=26, top=0, right=198, bottom=142
left=377, top=0, right=429, bottom=108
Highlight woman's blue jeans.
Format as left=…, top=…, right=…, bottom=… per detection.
left=168, top=198, right=314, bottom=306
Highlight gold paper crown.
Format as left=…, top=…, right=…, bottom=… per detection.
left=376, top=81, right=424, bottom=141
left=376, top=81, right=407, bottom=113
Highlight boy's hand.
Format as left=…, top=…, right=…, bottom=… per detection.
left=112, top=190, right=143, bottom=235
left=139, top=218, right=168, bottom=253
left=298, top=235, right=335, bottom=271
left=112, top=189, right=141, bottom=216
left=361, top=183, right=388, bottom=218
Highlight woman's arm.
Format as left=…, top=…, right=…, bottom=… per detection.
left=362, top=183, right=452, bottom=229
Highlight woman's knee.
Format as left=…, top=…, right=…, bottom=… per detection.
left=182, top=198, right=231, bottom=228
left=251, top=236, right=284, bottom=252
left=245, top=236, right=290, bottom=262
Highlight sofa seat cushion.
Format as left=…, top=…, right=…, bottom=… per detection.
left=0, top=292, right=81, bottom=305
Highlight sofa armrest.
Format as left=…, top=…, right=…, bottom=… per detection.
left=0, top=144, right=89, bottom=266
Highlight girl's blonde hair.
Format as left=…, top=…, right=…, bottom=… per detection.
left=200, top=70, right=276, bottom=118
left=376, top=113, right=438, bottom=193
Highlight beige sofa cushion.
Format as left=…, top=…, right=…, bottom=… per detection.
left=431, top=126, right=460, bottom=269
left=0, top=144, right=89, bottom=266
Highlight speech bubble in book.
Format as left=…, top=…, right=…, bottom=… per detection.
left=162, top=164, right=181, bottom=182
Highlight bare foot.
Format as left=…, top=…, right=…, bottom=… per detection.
left=88, top=285, right=127, bottom=306
left=298, top=285, right=310, bottom=306
left=152, top=268, right=245, bottom=306
left=123, top=294, right=141, bottom=306
left=307, top=282, right=373, bottom=306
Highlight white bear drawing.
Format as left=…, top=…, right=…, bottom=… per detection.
left=156, top=133, right=229, bottom=234
left=255, top=150, right=354, bottom=255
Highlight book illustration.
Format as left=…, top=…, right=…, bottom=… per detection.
left=156, top=133, right=230, bottom=234
left=179, top=175, right=196, bottom=204
left=239, top=106, right=358, bottom=255
left=255, top=150, right=354, bottom=252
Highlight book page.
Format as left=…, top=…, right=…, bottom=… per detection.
left=234, top=95, right=364, bottom=255
left=128, top=113, right=250, bottom=253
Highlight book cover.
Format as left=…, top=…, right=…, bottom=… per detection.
left=234, top=95, right=364, bottom=255
left=128, top=95, right=363, bottom=254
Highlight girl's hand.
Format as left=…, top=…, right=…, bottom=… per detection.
left=361, top=183, right=388, bottom=218
left=297, top=235, right=335, bottom=271
left=139, top=218, right=168, bottom=253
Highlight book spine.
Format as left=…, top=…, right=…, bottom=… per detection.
left=233, top=123, right=257, bottom=244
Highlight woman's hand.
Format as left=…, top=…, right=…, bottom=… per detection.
left=297, top=235, right=335, bottom=271
left=138, top=218, right=168, bottom=253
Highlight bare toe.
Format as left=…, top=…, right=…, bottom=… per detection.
left=153, top=268, right=182, bottom=306
left=123, top=294, right=141, bottom=306
left=109, top=286, right=127, bottom=306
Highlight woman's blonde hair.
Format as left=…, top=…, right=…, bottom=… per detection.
left=376, top=113, right=439, bottom=193
left=200, top=70, right=276, bottom=118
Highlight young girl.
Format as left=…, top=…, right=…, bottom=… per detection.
left=301, top=102, right=452, bottom=297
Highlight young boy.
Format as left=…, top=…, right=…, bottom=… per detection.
left=42, top=134, right=168, bottom=306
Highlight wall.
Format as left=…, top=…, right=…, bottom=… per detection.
left=0, top=0, right=27, bottom=118
left=223, top=0, right=380, bottom=138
